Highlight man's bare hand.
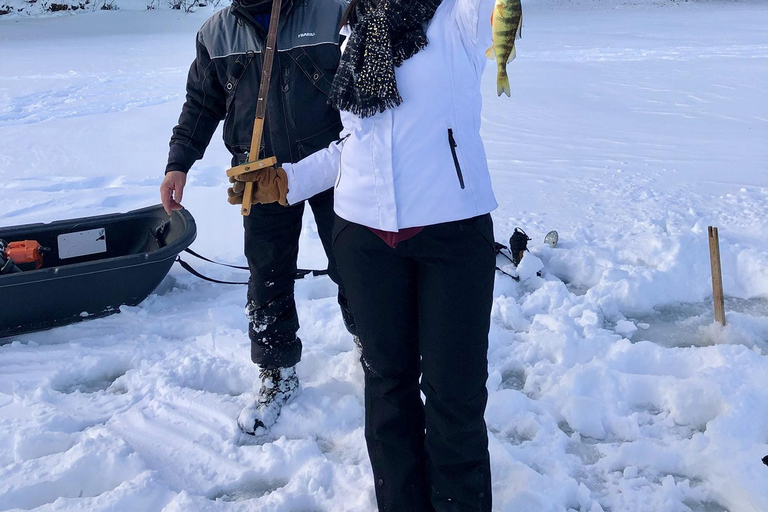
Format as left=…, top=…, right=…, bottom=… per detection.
left=160, top=171, right=187, bottom=216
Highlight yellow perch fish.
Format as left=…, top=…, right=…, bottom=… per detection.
left=485, top=0, right=523, bottom=97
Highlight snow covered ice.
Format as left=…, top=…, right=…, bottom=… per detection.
left=1, top=1, right=768, bottom=511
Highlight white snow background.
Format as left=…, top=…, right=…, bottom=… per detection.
left=1, top=1, right=768, bottom=511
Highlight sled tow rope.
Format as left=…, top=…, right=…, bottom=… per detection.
left=176, top=249, right=328, bottom=285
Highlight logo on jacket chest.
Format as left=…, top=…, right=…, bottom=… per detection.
left=297, top=32, right=316, bottom=38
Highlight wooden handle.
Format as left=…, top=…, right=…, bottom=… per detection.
left=236, top=0, right=283, bottom=217
left=242, top=182, right=255, bottom=216
left=226, top=157, right=278, bottom=178
left=708, top=226, right=726, bottom=326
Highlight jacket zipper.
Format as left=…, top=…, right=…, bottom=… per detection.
left=448, top=129, right=465, bottom=189
left=335, top=134, right=351, bottom=189
left=280, top=60, right=296, bottom=155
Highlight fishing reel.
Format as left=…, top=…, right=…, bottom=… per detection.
left=508, top=227, right=532, bottom=266
left=493, top=227, right=559, bottom=282
left=493, top=227, right=532, bottom=267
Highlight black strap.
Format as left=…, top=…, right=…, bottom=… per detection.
left=493, top=243, right=542, bottom=282
left=495, top=266, right=520, bottom=282
left=494, top=243, right=517, bottom=266
left=498, top=250, right=517, bottom=267
left=177, top=257, right=249, bottom=285
left=290, top=49, right=334, bottom=97
left=493, top=242, right=521, bottom=281
left=184, top=248, right=249, bottom=270
left=176, top=249, right=330, bottom=285
left=296, top=268, right=330, bottom=278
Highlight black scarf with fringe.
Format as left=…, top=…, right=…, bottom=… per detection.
left=329, top=0, right=443, bottom=118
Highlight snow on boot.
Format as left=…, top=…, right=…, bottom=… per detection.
left=237, top=366, right=299, bottom=436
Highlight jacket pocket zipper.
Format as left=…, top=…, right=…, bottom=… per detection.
left=335, top=134, right=350, bottom=189
left=448, top=129, right=465, bottom=190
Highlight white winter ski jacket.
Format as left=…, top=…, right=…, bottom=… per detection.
left=283, top=0, right=497, bottom=231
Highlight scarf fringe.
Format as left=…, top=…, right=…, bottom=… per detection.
left=331, top=95, right=404, bottom=119
left=392, top=36, right=429, bottom=67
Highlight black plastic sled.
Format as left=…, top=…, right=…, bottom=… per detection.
left=0, top=205, right=196, bottom=339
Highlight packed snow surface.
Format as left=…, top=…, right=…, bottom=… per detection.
left=1, top=2, right=767, bottom=511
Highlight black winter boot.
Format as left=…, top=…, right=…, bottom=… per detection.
left=237, top=366, right=299, bottom=436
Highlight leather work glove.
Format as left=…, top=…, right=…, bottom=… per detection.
left=227, top=166, right=289, bottom=207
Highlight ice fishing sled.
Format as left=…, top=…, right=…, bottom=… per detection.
left=0, top=205, right=196, bottom=339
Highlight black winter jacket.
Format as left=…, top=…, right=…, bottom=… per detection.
left=166, top=0, right=346, bottom=173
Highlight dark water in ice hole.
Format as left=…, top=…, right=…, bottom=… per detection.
left=628, top=297, right=768, bottom=348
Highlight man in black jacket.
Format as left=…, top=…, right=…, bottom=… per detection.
left=159, top=0, right=355, bottom=436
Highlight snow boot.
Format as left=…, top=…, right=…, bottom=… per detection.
left=237, top=366, right=299, bottom=436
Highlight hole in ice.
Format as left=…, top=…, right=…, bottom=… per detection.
left=208, top=479, right=288, bottom=502
left=317, top=436, right=335, bottom=455
left=54, top=370, right=127, bottom=394
left=683, top=501, right=730, bottom=512
left=499, top=368, right=526, bottom=391
left=558, top=421, right=575, bottom=436
left=492, top=428, right=534, bottom=446
left=629, top=297, right=768, bottom=348
left=566, top=283, right=590, bottom=297
left=566, top=440, right=602, bottom=465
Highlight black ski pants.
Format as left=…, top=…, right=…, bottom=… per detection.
left=332, top=214, right=495, bottom=512
left=244, top=188, right=355, bottom=369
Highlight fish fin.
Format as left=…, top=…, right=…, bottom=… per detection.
left=517, top=12, right=523, bottom=39
left=485, top=46, right=496, bottom=60
left=507, top=45, right=517, bottom=63
left=497, top=75, right=511, bottom=97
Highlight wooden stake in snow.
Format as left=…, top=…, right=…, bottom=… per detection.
left=708, top=226, right=726, bottom=326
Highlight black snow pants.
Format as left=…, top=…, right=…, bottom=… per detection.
left=244, top=188, right=356, bottom=369
left=332, top=214, right=495, bottom=512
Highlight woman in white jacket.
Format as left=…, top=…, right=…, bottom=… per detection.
left=276, top=0, right=497, bottom=509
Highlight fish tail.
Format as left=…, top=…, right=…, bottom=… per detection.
left=497, top=71, right=511, bottom=97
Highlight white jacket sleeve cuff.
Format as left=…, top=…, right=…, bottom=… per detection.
left=454, top=0, right=495, bottom=51
left=284, top=138, right=344, bottom=205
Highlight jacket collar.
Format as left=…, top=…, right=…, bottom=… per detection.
left=231, top=0, right=294, bottom=22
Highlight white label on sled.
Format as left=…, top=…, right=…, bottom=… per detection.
left=58, top=228, right=107, bottom=259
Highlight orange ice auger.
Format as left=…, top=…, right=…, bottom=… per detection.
left=7, top=241, right=46, bottom=269
left=0, top=239, right=49, bottom=273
